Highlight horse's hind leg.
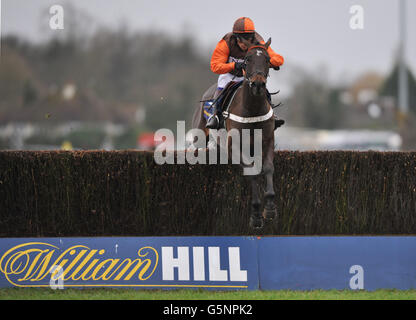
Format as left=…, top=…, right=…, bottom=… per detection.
left=249, top=174, right=264, bottom=229
left=263, top=145, right=277, bottom=220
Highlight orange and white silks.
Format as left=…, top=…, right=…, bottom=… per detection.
left=210, top=34, right=284, bottom=76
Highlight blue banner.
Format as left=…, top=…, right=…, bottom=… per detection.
left=258, top=236, right=416, bottom=290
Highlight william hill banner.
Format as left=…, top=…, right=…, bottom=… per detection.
left=0, top=237, right=258, bottom=289
left=1, top=236, right=416, bottom=290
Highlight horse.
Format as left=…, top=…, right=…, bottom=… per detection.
left=192, top=38, right=277, bottom=229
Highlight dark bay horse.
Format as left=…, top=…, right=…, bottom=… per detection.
left=192, top=38, right=277, bottom=229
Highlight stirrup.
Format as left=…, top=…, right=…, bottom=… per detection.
left=206, top=114, right=220, bottom=129
left=274, top=118, right=285, bottom=129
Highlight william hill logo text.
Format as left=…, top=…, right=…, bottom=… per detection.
left=0, top=242, right=248, bottom=288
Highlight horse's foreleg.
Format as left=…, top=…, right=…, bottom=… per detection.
left=249, top=174, right=264, bottom=229
left=263, top=144, right=276, bottom=220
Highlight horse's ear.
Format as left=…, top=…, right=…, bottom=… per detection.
left=265, top=37, right=272, bottom=49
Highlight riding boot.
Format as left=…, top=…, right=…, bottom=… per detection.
left=206, top=88, right=223, bottom=129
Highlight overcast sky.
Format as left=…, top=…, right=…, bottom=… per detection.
left=2, top=0, right=416, bottom=85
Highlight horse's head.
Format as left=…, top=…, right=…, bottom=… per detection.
left=241, top=38, right=272, bottom=96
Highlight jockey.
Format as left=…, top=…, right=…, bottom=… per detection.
left=206, top=17, right=285, bottom=130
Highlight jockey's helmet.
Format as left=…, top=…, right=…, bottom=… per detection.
left=233, top=17, right=255, bottom=34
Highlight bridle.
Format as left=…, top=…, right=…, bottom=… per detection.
left=243, top=45, right=271, bottom=86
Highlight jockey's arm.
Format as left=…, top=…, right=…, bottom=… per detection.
left=210, top=39, right=235, bottom=74
left=257, top=35, right=284, bottom=68
left=258, top=41, right=284, bottom=68
left=267, top=46, right=284, bottom=68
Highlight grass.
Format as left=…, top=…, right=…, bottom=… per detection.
left=0, top=288, right=416, bottom=300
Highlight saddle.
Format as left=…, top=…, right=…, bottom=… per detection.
left=202, top=81, right=243, bottom=126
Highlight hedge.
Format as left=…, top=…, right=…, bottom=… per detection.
left=0, top=150, right=416, bottom=237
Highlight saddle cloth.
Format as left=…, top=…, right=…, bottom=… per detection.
left=203, top=81, right=243, bottom=121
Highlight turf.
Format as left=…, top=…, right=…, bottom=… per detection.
left=0, top=288, right=416, bottom=300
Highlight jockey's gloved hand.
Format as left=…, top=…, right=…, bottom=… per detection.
left=234, top=62, right=245, bottom=72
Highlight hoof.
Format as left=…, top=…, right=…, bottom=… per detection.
left=249, top=216, right=264, bottom=229
left=262, top=207, right=276, bottom=221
